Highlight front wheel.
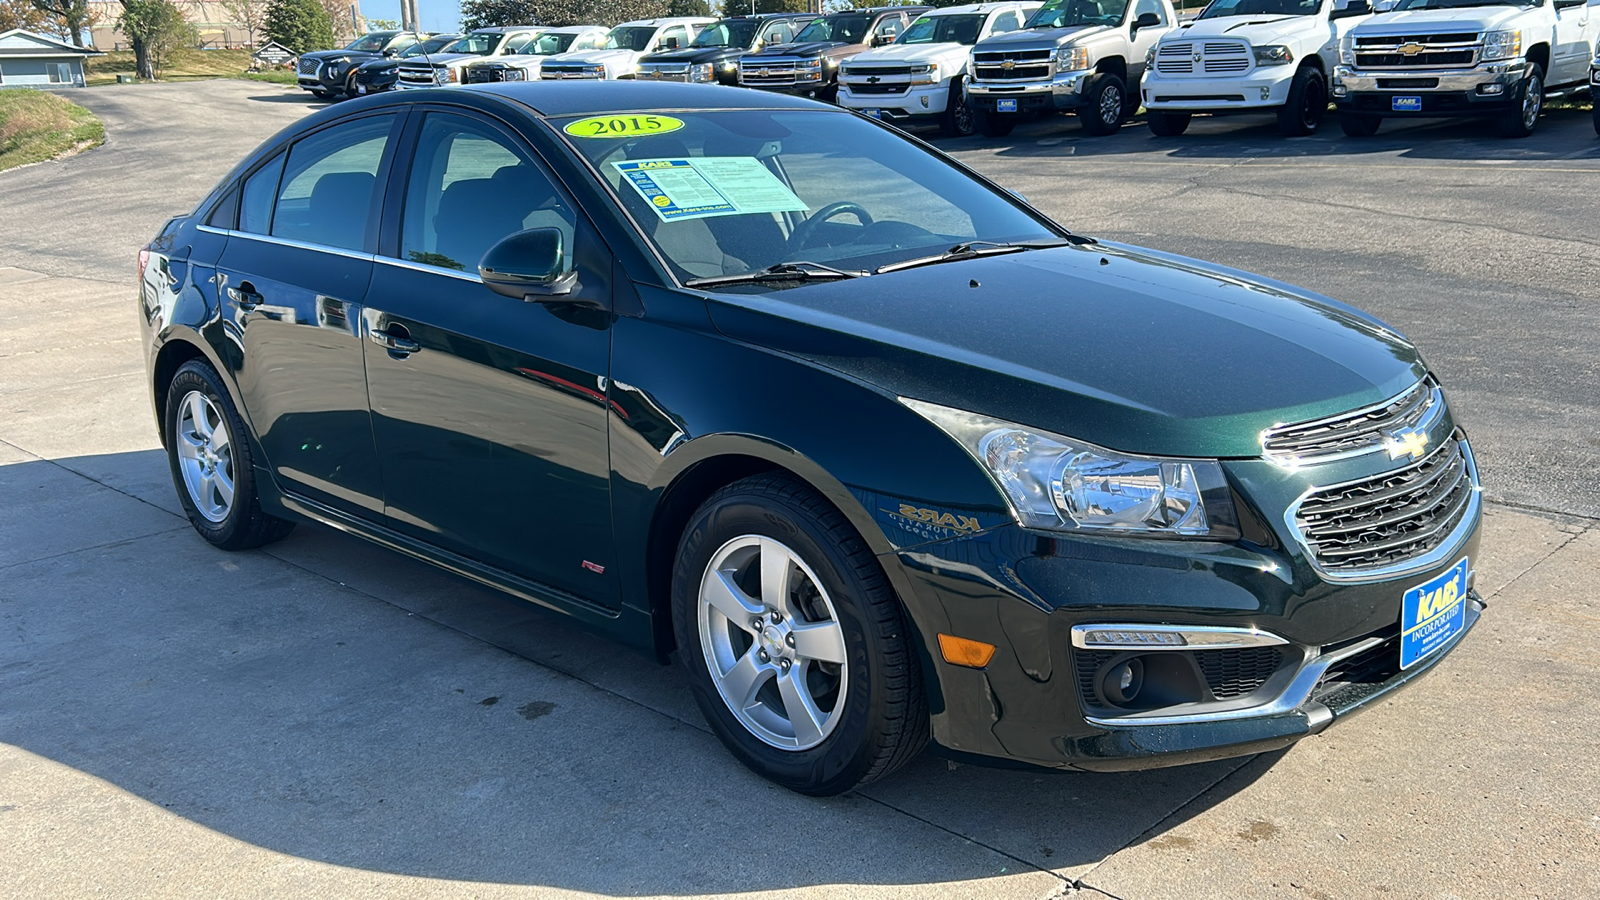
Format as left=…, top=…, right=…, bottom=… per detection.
left=1495, top=63, right=1543, bottom=138
left=1148, top=111, right=1191, bottom=136
left=1078, top=73, right=1128, bottom=136
left=310, top=89, right=333, bottom=100
left=1339, top=111, right=1382, bottom=137
left=1277, top=66, right=1327, bottom=137
left=940, top=77, right=976, bottom=137
left=1593, top=101, right=1600, bottom=136
left=672, top=474, right=928, bottom=796
left=974, top=106, right=1016, bottom=137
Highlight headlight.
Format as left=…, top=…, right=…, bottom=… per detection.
left=1253, top=45, right=1294, bottom=66
left=1339, top=34, right=1355, bottom=66
left=1057, top=46, right=1090, bottom=72
left=504, top=69, right=525, bottom=82
left=690, top=63, right=715, bottom=82
left=909, top=63, right=940, bottom=85
left=901, top=399, right=1237, bottom=538
left=798, top=58, right=823, bottom=81
left=441, top=67, right=457, bottom=83
left=1482, top=29, right=1521, bottom=62
left=1145, top=45, right=1157, bottom=69
left=585, top=65, right=607, bottom=78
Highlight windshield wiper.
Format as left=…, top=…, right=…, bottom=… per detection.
left=872, top=238, right=1083, bottom=275
left=684, top=260, right=868, bottom=288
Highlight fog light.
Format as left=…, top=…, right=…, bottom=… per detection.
left=1479, top=83, right=1504, bottom=95
left=938, top=634, right=996, bottom=668
left=921, top=96, right=930, bottom=108
left=1102, top=658, right=1144, bottom=705
left=1333, top=84, right=1347, bottom=97
left=1260, top=87, right=1271, bottom=100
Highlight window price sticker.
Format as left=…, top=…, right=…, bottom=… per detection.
left=613, top=157, right=807, bottom=222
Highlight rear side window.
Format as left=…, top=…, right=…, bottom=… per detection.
left=271, top=114, right=395, bottom=252
left=239, top=152, right=285, bottom=234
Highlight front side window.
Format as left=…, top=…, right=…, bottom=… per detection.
left=695, top=20, right=761, bottom=48
left=990, top=11, right=1023, bottom=34
left=760, top=19, right=800, bottom=44
left=1026, top=0, right=1132, bottom=28
left=795, top=15, right=872, bottom=44
left=347, top=33, right=392, bottom=52
left=873, top=15, right=904, bottom=41
left=271, top=115, right=394, bottom=251
left=899, top=14, right=986, bottom=45
left=1132, top=0, right=1168, bottom=23
left=399, top=113, right=576, bottom=273
left=443, top=33, right=500, bottom=54
left=1197, top=0, right=1318, bottom=17
left=659, top=25, right=689, bottom=50
left=239, top=151, right=286, bottom=234
left=557, top=109, right=1060, bottom=283
left=604, top=26, right=657, bottom=51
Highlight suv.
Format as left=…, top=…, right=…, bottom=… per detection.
left=296, top=31, right=429, bottom=99
left=352, top=34, right=460, bottom=95
left=838, top=3, right=1040, bottom=136
left=539, top=18, right=718, bottom=80
left=396, top=27, right=545, bottom=89
left=463, top=26, right=610, bottom=84
left=1141, top=0, right=1372, bottom=137
left=1332, top=0, right=1600, bottom=137
left=636, top=14, right=817, bottom=85
left=739, top=6, right=932, bottom=101
left=966, top=0, right=1177, bottom=137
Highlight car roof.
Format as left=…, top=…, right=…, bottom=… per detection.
left=922, top=2, right=1037, bottom=14
left=822, top=5, right=932, bottom=14
left=468, top=81, right=828, bottom=117
left=469, top=26, right=541, bottom=34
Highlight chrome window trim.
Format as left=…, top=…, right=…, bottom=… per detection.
left=376, top=254, right=484, bottom=283
left=1283, top=435, right=1482, bottom=585
left=1070, top=624, right=1289, bottom=650
left=1261, top=377, right=1445, bottom=468
left=200, top=227, right=376, bottom=262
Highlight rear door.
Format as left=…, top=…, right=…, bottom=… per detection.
left=214, top=112, right=400, bottom=517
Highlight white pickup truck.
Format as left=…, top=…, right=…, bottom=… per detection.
left=837, top=2, right=1041, bottom=136
left=539, top=17, right=717, bottom=81
left=1141, top=0, right=1374, bottom=136
left=462, top=26, right=609, bottom=84
left=1332, top=0, right=1600, bottom=137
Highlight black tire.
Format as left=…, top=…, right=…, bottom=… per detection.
left=311, top=90, right=333, bottom=100
left=164, top=359, right=295, bottom=551
left=940, top=77, right=976, bottom=137
left=1593, top=101, right=1600, bottom=137
left=1495, top=63, right=1543, bottom=138
left=1339, top=111, right=1382, bottom=137
left=1277, top=66, right=1327, bottom=137
left=974, top=106, right=1016, bottom=137
left=1078, top=73, right=1127, bottom=136
left=672, top=474, right=928, bottom=796
left=1148, top=110, right=1191, bottom=136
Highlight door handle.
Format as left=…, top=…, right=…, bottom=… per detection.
left=369, top=329, right=421, bottom=354
left=227, top=285, right=264, bottom=311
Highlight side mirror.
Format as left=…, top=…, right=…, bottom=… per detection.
left=1554, top=0, right=1583, bottom=8
left=1331, top=0, right=1371, bottom=17
left=479, top=228, right=578, bottom=300
left=1133, top=12, right=1162, bottom=30
left=664, top=37, right=680, bottom=49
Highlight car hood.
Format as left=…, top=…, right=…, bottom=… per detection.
left=1170, top=15, right=1313, bottom=44
left=845, top=42, right=970, bottom=66
left=975, top=25, right=1106, bottom=50
left=748, top=41, right=855, bottom=58
left=703, top=243, right=1423, bottom=458
left=1353, top=6, right=1523, bottom=34
left=642, top=46, right=746, bottom=64
left=301, top=49, right=380, bottom=62
left=403, top=52, right=478, bottom=66
left=356, top=57, right=399, bottom=72
left=477, top=53, right=548, bottom=67
left=551, top=49, right=642, bottom=67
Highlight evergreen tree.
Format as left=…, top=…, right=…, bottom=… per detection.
left=264, top=0, right=334, bottom=54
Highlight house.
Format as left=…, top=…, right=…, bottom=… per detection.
left=0, top=29, right=103, bottom=88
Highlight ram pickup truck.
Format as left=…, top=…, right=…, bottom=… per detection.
left=838, top=2, right=1041, bottom=136
left=539, top=17, right=717, bottom=80
left=1141, top=0, right=1372, bottom=137
left=739, top=6, right=932, bottom=101
left=396, top=27, right=545, bottom=88
left=462, top=26, right=609, bottom=84
left=1332, top=0, right=1600, bottom=137
left=966, top=0, right=1178, bottom=137
left=297, top=31, right=429, bottom=98
left=636, top=13, right=817, bottom=85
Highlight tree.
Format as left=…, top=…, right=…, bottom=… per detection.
left=28, top=0, right=94, bottom=46
left=264, top=0, right=333, bottom=53
left=219, top=0, right=267, bottom=47
left=316, top=0, right=352, bottom=42
left=667, top=0, right=709, bottom=15
left=119, top=0, right=194, bottom=78
left=716, top=0, right=808, bottom=15
left=0, top=0, right=51, bottom=33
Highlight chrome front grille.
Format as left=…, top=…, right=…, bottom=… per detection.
left=638, top=64, right=689, bottom=81
left=1263, top=378, right=1444, bottom=466
left=1154, top=41, right=1252, bottom=77
left=1291, top=437, right=1477, bottom=576
left=298, top=58, right=320, bottom=76
left=972, top=48, right=1052, bottom=82
left=540, top=64, right=599, bottom=80
left=739, top=58, right=806, bottom=86
left=465, top=65, right=522, bottom=83
left=398, top=64, right=437, bottom=85
left=1353, top=33, right=1479, bottom=69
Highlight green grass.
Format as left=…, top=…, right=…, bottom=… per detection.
left=241, top=70, right=298, bottom=85
left=85, top=48, right=296, bottom=85
left=0, top=89, right=105, bottom=173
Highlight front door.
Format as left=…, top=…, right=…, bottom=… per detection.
left=364, top=109, right=620, bottom=608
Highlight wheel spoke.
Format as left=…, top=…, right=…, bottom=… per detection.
left=759, top=538, right=794, bottom=616
left=208, top=423, right=230, bottom=457
left=777, top=667, right=826, bottom=747
left=186, top=393, right=213, bottom=440
left=721, top=649, right=772, bottom=711
left=213, top=467, right=235, bottom=509
left=789, top=619, right=846, bottom=665
left=176, top=431, right=203, bottom=460
left=199, top=470, right=218, bottom=510
left=704, top=568, right=763, bottom=625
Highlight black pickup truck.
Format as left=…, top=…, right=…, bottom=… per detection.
left=636, top=13, right=816, bottom=85
left=737, top=6, right=930, bottom=101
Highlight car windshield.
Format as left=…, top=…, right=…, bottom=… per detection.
left=345, top=33, right=393, bottom=52
left=1026, top=0, right=1130, bottom=28
left=605, top=26, right=657, bottom=51
left=1197, top=0, right=1320, bottom=18
left=442, top=33, right=501, bottom=54
left=1390, top=0, right=1524, bottom=8
left=556, top=109, right=1063, bottom=287
left=402, top=37, right=457, bottom=57
left=898, top=15, right=985, bottom=45
left=503, top=33, right=544, bottom=53
left=794, top=14, right=872, bottom=44
left=693, top=20, right=761, bottom=48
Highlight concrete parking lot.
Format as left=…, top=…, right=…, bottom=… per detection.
left=2, top=81, right=1597, bottom=898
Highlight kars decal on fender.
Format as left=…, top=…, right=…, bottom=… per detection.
left=563, top=114, right=684, bottom=138
left=886, top=504, right=983, bottom=536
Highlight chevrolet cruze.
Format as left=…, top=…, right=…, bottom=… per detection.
left=139, top=83, right=1482, bottom=795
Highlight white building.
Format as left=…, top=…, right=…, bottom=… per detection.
left=0, top=29, right=101, bottom=87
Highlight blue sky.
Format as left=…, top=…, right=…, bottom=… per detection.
left=365, top=0, right=464, bottom=35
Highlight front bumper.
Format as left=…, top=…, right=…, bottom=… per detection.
left=1333, top=61, right=1527, bottom=116
left=1141, top=68, right=1295, bottom=112
left=839, top=82, right=950, bottom=118
left=967, top=69, right=1092, bottom=113
left=297, top=64, right=348, bottom=92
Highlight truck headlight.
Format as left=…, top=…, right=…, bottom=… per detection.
left=902, top=399, right=1237, bottom=538
left=1057, top=46, right=1090, bottom=72
left=909, top=63, right=940, bottom=85
left=1482, top=29, right=1521, bottom=62
left=798, top=58, right=823, bottom=81
left=1253, top=45, right=1294, bottom=66
left=504, top=69, right=525, bottom=82
left=442, top=68, right=457, bottom=83
left=1339, top=35, right=1355, bottom=66
left=585, top=65, right=606, bottom=78
left=689, top=63, right=715, bottom=82
left=1145, top=45, right=1157, bottom=69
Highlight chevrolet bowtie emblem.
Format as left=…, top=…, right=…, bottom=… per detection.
left=759, top=68, right=770, bottom=76
left=1398, top=42, right=1426, bottom=56
left=867, top=75, right=880, bottom=83
left=1386, top=429, right=1430, bottom=460
left=1001, top=59, right=1015, bottom=70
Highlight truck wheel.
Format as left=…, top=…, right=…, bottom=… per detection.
left=940, top=77, right=976, bottom=137
left=1277, top=66, right=1326, bottom=136
left=1078, top=73, right=1128, bottom=136
left=1495, top=63, right=1543, bottom=138
left=1593, top=101, right=1600, bottom=136
left=1339, top=111, right=1381, bottom=137
left=1148, top=111, right=1191, bottom=136
left=974, top=107, right=1016, bottom=137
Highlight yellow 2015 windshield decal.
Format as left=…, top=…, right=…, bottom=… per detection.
left=563, top=115, right=685, bottom=139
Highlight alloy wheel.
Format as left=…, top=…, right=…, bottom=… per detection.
left=1100, top=83, right=1123, bottom=126
left=697, top=535, right=849, bottom=751
left=953, top=101, right=975, bottom=135
left=174, top=389, right=234, bottom=523
left=1521, top=73, right=1542, bottom=131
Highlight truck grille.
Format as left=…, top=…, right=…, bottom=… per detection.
left=1353, top=33, right=1478, bottom=69
left=540, top=64, right=599, bottom=80
left=1262, top=378, right=1444, bottom=465
left=972, top=48, right=1052, bottom=82
left=638, top=64, right=689, bottom=81
left=297, top=58, right=320, bottom=76
left=739, top=57, right=807, bottom=86
left=465, top=65, right=522, bottom=83
left=1154, top=41, right=1252, bottom=76
left=398, top=63, right=438, bottom=85
left=1291, top=436, right=1476, bottom=575
left=843, top=66, right=911, bottom=95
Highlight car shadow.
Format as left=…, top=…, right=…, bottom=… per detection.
left=247, top=92, right=337, bottom=106
left=1, top=449, right=1282, bottom=893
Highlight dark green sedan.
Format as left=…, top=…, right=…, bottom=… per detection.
left=139, top=82, right=1482, bottom=795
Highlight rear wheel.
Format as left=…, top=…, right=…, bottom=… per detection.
left=672, top=474, right=928, bottom=796
left=1148, top=111, right=1191, bottom=136
left=1593, top=100, right=1600, bottom=136
left=1277, top=66, right=1327, bottom=136
left=1078, top=73, right=1128, bottom=136
left=974, top=106, right=1016, bottom=137
left=940, top=77, right=976, bottom=137
left=1495, top=63, right=1543, bottom=138
left=1339, top=111, right=1382, bottom=136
